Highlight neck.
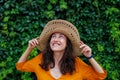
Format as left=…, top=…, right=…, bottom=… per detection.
left=53, top=51, right=64, bottom=64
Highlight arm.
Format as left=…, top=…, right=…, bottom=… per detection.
left=88, top=57, right=104, bottom=73
left=17, top=38, right=38, bottom=63
left=80, top=41, right=104, bottom=73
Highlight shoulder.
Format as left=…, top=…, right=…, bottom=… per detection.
left=75, top=57, right=89, bottom=67
left=28, top=53, right=43, bottom=64
left=34, top=53, right=43, bottom=59
left=75, top=57, right=83, bottom=63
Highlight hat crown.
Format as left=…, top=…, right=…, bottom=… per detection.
left=45, top=19, right=80, bottom=38
left=37, top=19, right=81, bottom=55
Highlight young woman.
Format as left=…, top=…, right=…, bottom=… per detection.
left=16, top=19, right=107, bottom=80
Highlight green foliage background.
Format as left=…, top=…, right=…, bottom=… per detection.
left=0, top=0, right=120, bottom=80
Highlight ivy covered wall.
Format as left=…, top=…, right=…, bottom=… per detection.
left=0, top=0, right=120, bottom=80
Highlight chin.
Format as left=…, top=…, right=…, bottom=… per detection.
left=51, top=49, right=64, bottom=52
left=52, top=49, right=61, bottom=52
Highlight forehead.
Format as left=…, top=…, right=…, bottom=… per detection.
left=52, top=32, right=65, bottom=36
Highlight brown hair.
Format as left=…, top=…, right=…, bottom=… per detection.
left=39, top=36, right=76, bottom=74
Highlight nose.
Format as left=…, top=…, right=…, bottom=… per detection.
left=54, top=37, right=59, bottom=41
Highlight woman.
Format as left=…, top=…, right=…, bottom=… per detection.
left=16, top=19, right=107, bottom=80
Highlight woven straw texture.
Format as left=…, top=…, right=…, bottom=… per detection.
left=37, top=19, right=81, bottom=55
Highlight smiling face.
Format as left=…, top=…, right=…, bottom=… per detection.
left=50, top=32, right=67, bottom=53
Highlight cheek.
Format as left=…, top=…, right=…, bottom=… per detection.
left=61, top=39, right=67, bottom=47
left=50, top=40, right=53, bottom=47
left=50, top=38, right=54, bottom=43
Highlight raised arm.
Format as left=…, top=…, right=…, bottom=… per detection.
left=79, top=41, right=104, bottom=73
left=17, top=38, right=38, bottom=63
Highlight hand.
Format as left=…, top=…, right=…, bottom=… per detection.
left=79, top=41, right=92, bottom=57
left=28, top=38, right=38, bottom=50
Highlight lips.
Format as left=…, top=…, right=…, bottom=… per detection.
left=53, top=43, right=61, bottom=47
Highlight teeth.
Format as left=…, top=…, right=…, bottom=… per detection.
left=53, top=43, right=60, bottom=46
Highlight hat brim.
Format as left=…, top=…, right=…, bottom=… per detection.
left=37, top=20, right=81, bottom=55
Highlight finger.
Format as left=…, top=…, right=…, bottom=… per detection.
left=81, top=46, right=88, bottom=53
left=29, top=40, right=34, bottom=46
left=79, top=44, right=86, bottom=48
left=80, top=41, right=84, bottom=45
left=35, top=39, right=38, bottom=44
left=32, top=39, right=38, bottom=46
left=84, top=47, right=91, bottom=55
left=84, top=47, right=90, bottom=53
left=30, top=39, right=37, bottom=46
left=85, top=50, right=91, bottom=54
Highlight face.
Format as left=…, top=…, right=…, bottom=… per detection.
left=50, top=32, right=67, bottom=53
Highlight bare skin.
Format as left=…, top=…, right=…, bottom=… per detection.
left=17, top=38, right=38, bottom=63
left=79, top=41, right=104, bottom=73
left=17, top=33, right=104, bottom=79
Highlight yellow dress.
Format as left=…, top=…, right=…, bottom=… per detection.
left=16, top=53, right=107, bottom=80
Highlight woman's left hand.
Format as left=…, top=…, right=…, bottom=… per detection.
left=79, top=41, right=92, bottom=57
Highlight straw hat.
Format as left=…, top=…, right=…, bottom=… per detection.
left=37, top=19, right=81, bottom=55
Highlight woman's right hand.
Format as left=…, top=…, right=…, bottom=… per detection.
left=17, top=38, right=39, bottom=63
left=28, top=38, right=38, bottom=50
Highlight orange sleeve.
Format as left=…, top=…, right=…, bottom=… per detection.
left=76, top=57, right=107, bottom=80
left=16, top=53, right=42, bottom=72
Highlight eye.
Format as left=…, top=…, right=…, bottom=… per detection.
left=59, top=35, right=65, bottom=38
left=51, top=35, right=56, bottom=38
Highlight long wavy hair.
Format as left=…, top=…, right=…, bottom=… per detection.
left=39, top=36, right=76, bottom=74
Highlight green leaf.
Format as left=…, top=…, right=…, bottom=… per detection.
left=60, top=0, right=67, bottom=9
left=97, top=43, right=104, bottom=52
left=4, top=11, right=10, bottom=15
left=3, top=16, right=10, bottom=22
left=0, top=61, right=6, bottom=67
left=47, top=3, right=53, bottom=10
left=92, top=0, right=98, bottom=7
left=9, top=31, right=16, bottom=37
left=7, top=56, right=13, bottom=62
left=49, top=0, right=58, bottom=4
